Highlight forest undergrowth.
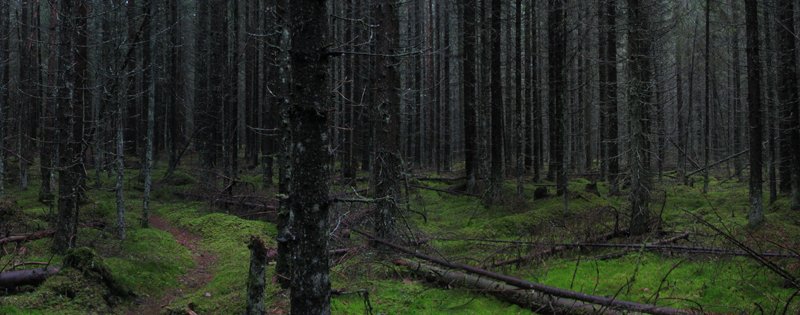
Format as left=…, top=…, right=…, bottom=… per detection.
left=1, top=164, right=799, bottom=314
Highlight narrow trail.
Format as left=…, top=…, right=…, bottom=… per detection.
left=126, top=215, right=217, bottom=315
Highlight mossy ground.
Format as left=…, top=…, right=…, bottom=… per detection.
left=2, top=163, right=799, bottom=314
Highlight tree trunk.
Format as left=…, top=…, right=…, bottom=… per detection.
left=626, top=0, right=653, bottom=236
left=776, top=0, right=800, bottom=208
left=703, top=0, right=711, bottom=193
left=371, top=0, right=402, bottom=239
left=514, top=0, right=524, bottom=197
left=54, top=0, right=88, bottom=253
left=0, top=0, right=5, bottom=197
left=744, top=0, right=763, bottom=226
left=487, top=0, right=504, bottom=204
left=287, top=0, right=332, bottom=313
left=246, top=236, right=274, bottom=315
left=0, top=267, right=60, bottom=289
left=548, top=0, right=567, bottom=195
left=395, top=259, right=613, bottom=314
left=142, top=0, right=156, bottom=228
left=463, top=0, right=477, bottom=192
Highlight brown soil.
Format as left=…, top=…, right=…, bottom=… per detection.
left=126, top=215, right=217, bottom=315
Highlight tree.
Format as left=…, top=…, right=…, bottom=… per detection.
left=744, top=0, right=763, bottom=226
left=703, top=0, right=711, bottom=193
left=53, top=0, right=89, bottom=253
left=600, top=0, right=619, bottom=194
left=487, top=0, right=504, bottom=204
left=548, top=0, right=566, bottom=195
left=626, top=0, right=653, bottom=236
left=371, top=0, right=402, bottom=239
left=142, top=0, right=156, bottom=228
left=776, top=0, right=800, bottom=209
left=287, top=0, right=332, bottom=312
left=463, top=0, right=478, bottom=192
left=0, top=0, right=6, bottom=197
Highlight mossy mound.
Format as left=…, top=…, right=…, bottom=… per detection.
left=0, top=248, right=133, bottom=314
left=63, top=247, right=133, bottom=300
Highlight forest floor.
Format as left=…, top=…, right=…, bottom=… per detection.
left=1, top=163, right=799, bottom=314
left=125, top=215, right=217, bottom=315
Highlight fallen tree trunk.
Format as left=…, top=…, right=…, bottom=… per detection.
left=0, top=222, right=105, bottom=245
left=0, top=267, right=60, bottom=288
left=395, top=258, right=618, bottom=314
left=597, top=232, right=690, bottom=260
left=411, top=184, right=476, bottom=197
left=355, top=229, right=697, bottom=315
left=489, top=229, right=628, bottom=268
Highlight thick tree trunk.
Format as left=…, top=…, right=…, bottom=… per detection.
left=287, top=0, right=332, bottom=313
left=548, top=0, right=567, bottom=196
left=0, top=267, right=60, bottom=289
left=371, top=0, right=402, bottom=239
left=54, top=0, right=88, bottom=253
left=744, top=0, right=763, bottom=226
left=395, top=259, right=613, bottom=314
left=776, top=0, right=800, bottom=208
left=626, top=0, right=653, bottom=236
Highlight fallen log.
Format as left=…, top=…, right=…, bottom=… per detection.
left=489, top=229, right=628, bottom=268
left=395, top=258, right=617, bottom=314
left=0, top=267, right=60, bottom=288
left=597, top=232, right=690, bottom=260
left=174, top=192, right=277, bottom=211
left=411, top=184, right=476, bottom=197
left=451, top=235, right=798, bottom=259
left=354, top=229, right=696, bottom=315
left=415, top=176, right=465, bottom=184
left=0, top=222, right=105, bottom=246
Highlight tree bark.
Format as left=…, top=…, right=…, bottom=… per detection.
left=776, top=0, right=800, bottom=208
left=463, top=0, right=477, bottom=193
left=246, top=236, right=275, bottom=315
left=0, top=267, right=60, bottom=289
left=371, top=0, right=402, bottom=239
left=395, top=259, right=613, bottom=314
left=142, top=0, right=156, bottom=228
left=287, top=0, right=332, bottom=313
left=626, top=0, right=653, bottom=236
left=703, top=0, right=711, bottom=193
left=54, top=0, right=88, bottom=253
left=487, top=0, right=504, bottom=204
left=548, top=0, right=567, bottom=196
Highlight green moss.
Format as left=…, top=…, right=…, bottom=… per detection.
left=154, top=202, right=279, bottom=314
left=0, top=268, right=116, bottom=315
left=105, top=229, right=194, bottom=296
left=331, top=280, right=525, bottom=314
left=527, top=253, right=798, bottom=313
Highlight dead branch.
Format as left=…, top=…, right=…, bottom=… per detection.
left=0, top=222, right=105, bottom=246
left=686, top=149, right=749, bottom=177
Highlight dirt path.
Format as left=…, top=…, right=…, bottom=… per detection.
left=126, top=215, right=217, bottom=315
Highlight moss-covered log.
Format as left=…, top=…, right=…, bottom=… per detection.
left=0, top=267, right=60, bottom=289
